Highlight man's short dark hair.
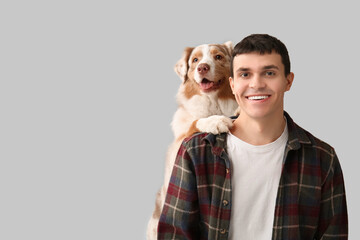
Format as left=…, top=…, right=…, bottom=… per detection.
left=230, top=34, right=291, bottom=77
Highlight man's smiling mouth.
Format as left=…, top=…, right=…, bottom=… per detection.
left=246, top=95, right=270, bottom=100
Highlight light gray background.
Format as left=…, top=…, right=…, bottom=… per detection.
left=1, top=0, right=358, bottom=239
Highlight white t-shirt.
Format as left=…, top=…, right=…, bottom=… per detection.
left=226, top=123, right=288, bottom=240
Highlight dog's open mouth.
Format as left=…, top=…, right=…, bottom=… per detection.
left=200, top=78, right=222, bottom=92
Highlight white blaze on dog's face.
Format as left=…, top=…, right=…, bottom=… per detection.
left=174, top=41, right=234, bottom=101
left=187, top=44, right=232, bottom=93
left=190, top=45, right=216, bottom=86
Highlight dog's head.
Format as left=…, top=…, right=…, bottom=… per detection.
left=174, top=41, right=233, bottom=94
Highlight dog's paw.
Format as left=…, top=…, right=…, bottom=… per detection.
left=196, top=115, right=233, bottom=134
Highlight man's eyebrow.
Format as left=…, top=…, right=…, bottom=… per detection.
left=236, top=65, right=280, bottom=72
left=235, top=67, right=250, bottom=72
left=263, top=65, right=279, bottom=70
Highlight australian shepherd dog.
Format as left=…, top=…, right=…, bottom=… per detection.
left=147, top=41, right=239, bottom=239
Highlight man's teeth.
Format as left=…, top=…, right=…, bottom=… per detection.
left=248, top=95, right=269, bottom=100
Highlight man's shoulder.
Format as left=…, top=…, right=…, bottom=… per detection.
left=183, top=132, right=210, bottom=143
left=182, top=132, right=227, bottom=149
left=287, top=116, right=339, bottom=174
left=295, top=122, right=335, bottom=152
left=285, top=111, right=335, bottom=153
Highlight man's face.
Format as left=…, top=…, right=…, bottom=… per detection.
left=229, top=52, right=294, bottom=121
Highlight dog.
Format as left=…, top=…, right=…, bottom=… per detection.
left=147, top=41, right=239, bottom=240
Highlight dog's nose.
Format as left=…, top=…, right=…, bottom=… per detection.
left=197, top=63, right=210, bottom=74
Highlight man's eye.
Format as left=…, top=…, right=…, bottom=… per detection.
left=266, top=71, right=275, bottom=76
left=240, top=73, right=249, bottom=78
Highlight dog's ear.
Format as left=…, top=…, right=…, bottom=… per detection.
left=223, top=41, right=233, bottom=55
left=174, top=47, right=194, bottom=82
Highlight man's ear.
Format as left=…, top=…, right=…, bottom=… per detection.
left=285, top=72, right=294, bottom=91
left=229, top=76, right=235, bottom=94
left=174, top=47, right=194, bottom=82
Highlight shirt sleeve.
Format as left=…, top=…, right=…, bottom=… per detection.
left=316, top=149, right=348, bottom=239
left=157, top=141, right=201, bottom=239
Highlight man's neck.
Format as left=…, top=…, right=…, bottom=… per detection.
left=230, top=112, right=286, bottom=146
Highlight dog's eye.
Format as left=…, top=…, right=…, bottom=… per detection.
left=215, top=55, right=223, bottom=60
left=193, top=58, right=198, bottom=62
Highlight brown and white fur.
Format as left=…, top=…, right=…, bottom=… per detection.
left=147, top=41, right=239, bottom=239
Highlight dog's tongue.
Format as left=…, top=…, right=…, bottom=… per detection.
left=200, top=80, right=214, bottom=90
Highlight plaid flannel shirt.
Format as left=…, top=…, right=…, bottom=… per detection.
left=158, top=112, right=348, bottom=240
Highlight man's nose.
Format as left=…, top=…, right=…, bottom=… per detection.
left=249, top=75, right=265, bottom=89
left=197, top=63, right=210, bottom=75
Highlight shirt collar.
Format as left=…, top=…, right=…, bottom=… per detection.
left=202, top=111, right=312, bottom=156
left=284, top=111, right=312, bottom=150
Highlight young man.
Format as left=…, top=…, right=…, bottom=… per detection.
left=157, top=34, right=348, bottom=240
